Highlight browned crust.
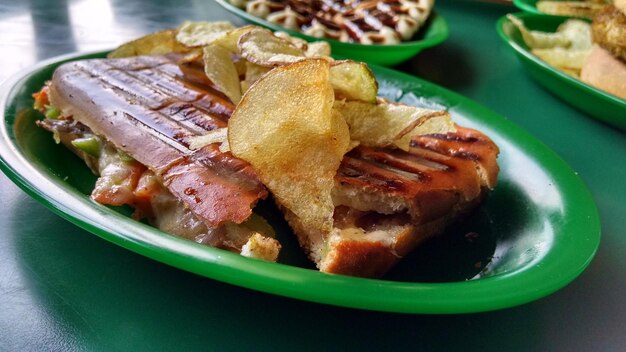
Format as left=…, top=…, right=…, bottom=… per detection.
left=283, top=194, right=486, bottom=278
left=320, top=240, right=399, bottom=278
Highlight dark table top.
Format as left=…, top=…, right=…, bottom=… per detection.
left=1, top=0, right=625, bottom=350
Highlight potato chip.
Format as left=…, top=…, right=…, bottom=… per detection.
left=270, top=32, right=332, bottom=58
left=536, top=1, right=606, bottom=19
left=508, top=15, right=592, bottom=50
left=176, top=21, right=235, bottom=47
left=329, top=61, right=378, bottom=103
left=241, top=61, right=272, bottom=93
left=274, top=31, right=309, bottom=50
left=507, top=15, right=571, bottom=49
left=393, top=113, right=456, bottom=150
left=532, top=47, right=591, bottom=76
left=108, top=30, right=190, bottom=58
left=178, top=49, right=204, bottom=64
left=508, top=15, right=593, bottom=78
left=238, top=28, right=306, bottom=67
left=233, top=58, right=248, bottom=77
left=557, top=19, right=592, bottom=50
left=305, top=42, right=332, bottom=58
left=228, top=59, right=350, bottom=232
left=203, top=44, right=242, bottom=104
left=186, top=128, right=229, bottom=151
left=334, top=100, right=451, bottom=150
left=211, top=25, right=257, bottom=52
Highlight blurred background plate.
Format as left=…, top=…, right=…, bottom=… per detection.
left=497, top=12, right=626, bottom=130
left=513, top=0, right=604, bottom=18
left=215, top=0, right=449, bottom=66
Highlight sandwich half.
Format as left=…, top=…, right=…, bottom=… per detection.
left=282, top=125, right=499, bottom=277
left=34, top=54, right=281, bottom=261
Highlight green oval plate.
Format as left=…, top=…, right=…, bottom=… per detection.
left=215, top=0, right=448, bottom=66
left=0, top=51, right=600, bottom=314
left=497, top=13, right=626, bottom=130
left=513, top=0, right=544, bottom=15
left=513, top=0, right=597, bottom=18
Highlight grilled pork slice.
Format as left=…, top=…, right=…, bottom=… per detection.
left=283, top=126, right=499, bottom=277
left=39, top=55, right=280, bottom=260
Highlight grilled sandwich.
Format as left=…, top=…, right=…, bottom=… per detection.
left=35, top=54, right=281, bottom=261
left=35, top=53, right=499, bottom=277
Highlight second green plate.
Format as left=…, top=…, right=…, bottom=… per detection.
left=497, top=12, right=626, bottom=130
left=215, top=0, right=448, bottom=66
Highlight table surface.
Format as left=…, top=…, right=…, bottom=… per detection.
left=1, top=0, right=625, bottom=350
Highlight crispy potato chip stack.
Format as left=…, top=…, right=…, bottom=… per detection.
left=226, top=57, right=453, bottom=233
left=229, top=59, right=350, bottom=232
left=108, top=21, right=455, bottom=235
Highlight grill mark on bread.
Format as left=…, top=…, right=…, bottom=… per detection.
left=353, top=146, right=448, bottom=176
left=133, top=68, right=205, bottom=102
left=411, top=127, right=500, bottom=189
left=75, top=61, right=174, bottom=110
left=334, top=126, right=495, bottom=228
left=339, top=157, right=414, bottom=192
left=161, top=102, right=227, bottom=133
left=74, top=60, right=234, bottom=146
left=412, top=130, right=494, bottom=162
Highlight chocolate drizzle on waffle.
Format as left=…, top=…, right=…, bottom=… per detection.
left=232, top=0, right=434, bottom=44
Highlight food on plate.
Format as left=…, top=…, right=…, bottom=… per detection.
left=507, top=15, right=592, bottom=77
left=583, top=1, right=626, bottom=98
left=34, top=21, right=500, bottom=277
left=33, top=55, right=281, bottom=261
left=536, top=0, right=611, bottom=19
left=289, top=125, right=498, bottom=277
left=509, top=7, right=626, bottom=99
left=228, top=0, right=435, bottom=44
left=581, top=45, right=626, bottom=98
left=591, top=2, right=626, bottom=61
left=228, top=59, right=351, bottom=233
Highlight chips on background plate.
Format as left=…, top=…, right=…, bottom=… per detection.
left=507, top=14, right=592, bottom=77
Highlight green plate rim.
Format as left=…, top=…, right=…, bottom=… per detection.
left=214, top=0, right=449, bottom=58
left=496, top=12, right=626, bottom=129
left=513, top=0, right=542, bottom=15
left=0, top=50, right=601, bottom=314
left=513, top=0, right=598, bottom=18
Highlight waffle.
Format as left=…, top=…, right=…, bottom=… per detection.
left=231, top=0, right=434, bottom=44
